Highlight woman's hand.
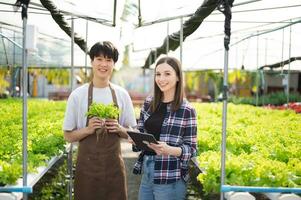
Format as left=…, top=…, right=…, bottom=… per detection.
left=148, top=142, right=182, bottom=157
left=87, top=117, right=104, bottom=134
left=148, top=142, right=171, bottom=156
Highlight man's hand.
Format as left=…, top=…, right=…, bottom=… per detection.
left=87, top=117, right=104, bottom=134
left=105, top=119, right=122, bottom=133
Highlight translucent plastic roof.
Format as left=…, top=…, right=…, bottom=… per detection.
left=51, top=0, right=114, bottom=24
left=0, top=0, right=123, bottom=67
left=139, top=0, right=202, bottom=25
left=0, top=25, right=74, bottom=67
left=133, top=0, right=301, bottom=70
left=0, top=0, right=300, bottom=70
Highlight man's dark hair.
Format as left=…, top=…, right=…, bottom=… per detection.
left=89, top=41, right=119, bottom=62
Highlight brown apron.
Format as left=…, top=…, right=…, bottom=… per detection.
left=74, top=82, right=127, bottom=200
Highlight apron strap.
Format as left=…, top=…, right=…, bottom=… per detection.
left=109, top=84, right=119, bottom=109
left=86, top=82, right=94, bottom=126
left=86, top=82, right=119, bottom=126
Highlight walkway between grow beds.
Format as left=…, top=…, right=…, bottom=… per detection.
left=121, top=139, right=141, bottom=200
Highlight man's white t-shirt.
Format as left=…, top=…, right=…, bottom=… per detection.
left=63, top=83, right=137, bottom=131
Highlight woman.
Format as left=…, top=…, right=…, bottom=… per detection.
left=132, top=56, right=197, bottom=200
left=63, top=41, right=137, bottom=200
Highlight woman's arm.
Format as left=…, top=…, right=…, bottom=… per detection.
left=178, top=107, right=197, bottom=166
left=148, top=142, right=182, bottom=156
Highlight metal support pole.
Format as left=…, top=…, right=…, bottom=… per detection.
left=219, top=1, right=232, bottom=199
left=67, top=144, right=73, bottom=200
left=256, top=33, right=259, bottom=106
left=12, top=31, right=16, bottom=96
left=166, top=21, right=169, bottom=55
left=180, top=17, right=183, bottom=64
left=287, top=22, right=292, bottom=104
left=138, top=0, right=142, bottom=27
left=281, top=28, right=284, bottom=75
left=113, top=0, right=117, bottom=26
left=22, top=16, right=28, bottom=200
left=13, top=31, right=16, bottom=67
left=262, top=38, right=268, bottom=104
left=220, top=49, right=229, bottom=200
left=71, top=17, right=75, bottom=91
left=85, top=20, right=88, bottom=82
left=280, top=27, right=285, bottom=95
left=68, top=16, right=75, bottom=200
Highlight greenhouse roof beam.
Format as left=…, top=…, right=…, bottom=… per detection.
left=29, top=1, right=114, bottom=26
left=142, top=0, right=230, bottom=68
left=259, top=56, right=301, bottom=70
left=0, top=32, right=22, bottom=48
left=138, top=0, right=262, bottom=27
left=192, top=17, right=301, bottom=66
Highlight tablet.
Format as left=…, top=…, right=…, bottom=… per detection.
left=127, top=131, right=159, bottom=152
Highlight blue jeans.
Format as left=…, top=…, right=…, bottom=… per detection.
left=138, top=155, right=187, bottom=200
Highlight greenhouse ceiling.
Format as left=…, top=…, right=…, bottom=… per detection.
left=0, top=0, right=300, bottom=71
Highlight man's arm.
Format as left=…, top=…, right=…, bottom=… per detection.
left=64, top=127, right=93, bottom=143
left=64, top=117, right=104, bottom=143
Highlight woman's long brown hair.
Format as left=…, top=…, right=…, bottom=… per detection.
left=151, top=56, right=184, bottom=112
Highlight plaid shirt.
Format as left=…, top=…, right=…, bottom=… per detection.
left=133, top=96, right=197, bottom=184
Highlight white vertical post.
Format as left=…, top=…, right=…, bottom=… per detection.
left=166, top=21, right=169, bottom=55
left=22, top=16, right=28, bottom=200
left=281, top=28, right=285, bottom=75
left=85, top=20, right=88, bottom=82
left=287, top=22, right=292, bottom=104
left=71, top=16, right=75, bottom=91
left=220, top=49, right=229, bottom=200
left=68, top=16, right=75, bottom=200
left=262, top=37, right=268, bottom=102
left=180, top=17, right=183, bottom=64
left=220, top=2, right=232, bottom=199
left=256, top=33, right=259, bottom=106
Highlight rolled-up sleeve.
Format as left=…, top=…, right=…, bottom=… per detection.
left=179, top=107, right=197, bottom=168
left=137, top=96, right=152, bottom=132
left=133, top=97, right=151, bottom=152
left=137, top=109, right=145, bottom=133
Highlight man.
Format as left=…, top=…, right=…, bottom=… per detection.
left=63, top=41, right=137, bottom=200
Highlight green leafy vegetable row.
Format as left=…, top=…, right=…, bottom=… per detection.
left=194, top=103, right=301, bottom=194
left=0, top=99, right=66, bottom=185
